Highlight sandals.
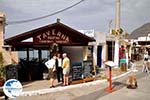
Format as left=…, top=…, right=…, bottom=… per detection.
left=50, top=85, right=55, bottom=88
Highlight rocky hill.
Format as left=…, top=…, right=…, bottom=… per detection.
left=128, top=23, right=150, bottom=39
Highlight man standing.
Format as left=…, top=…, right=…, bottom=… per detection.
left=56, top=53, right=63, bottom=83
left=45, top=55, right=57, bottom=88
left=62, top=53, right=70, bottom=86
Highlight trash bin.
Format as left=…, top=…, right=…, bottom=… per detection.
left=120, top=59, right=127, bottom=71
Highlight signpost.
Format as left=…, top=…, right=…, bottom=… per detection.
left=104, top=61, right=116, bottom=92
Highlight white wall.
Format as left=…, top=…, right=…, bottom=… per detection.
left=62, top=32, right=110, bottom=68
left=91, top=32, right=106, bottom=68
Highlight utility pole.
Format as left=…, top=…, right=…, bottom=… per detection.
left=108, top=19, right=114, bottom=61
left=116, top=0, right=120, bottom=30
left=114, top=0, right=120, bottom=67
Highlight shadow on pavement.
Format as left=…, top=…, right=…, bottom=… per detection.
left=72, top=81, right=126, bottom=100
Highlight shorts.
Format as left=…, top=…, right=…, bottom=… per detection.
left=49, top=69, right=57, bottom=79
left=63, top=69, right=70, bottom=75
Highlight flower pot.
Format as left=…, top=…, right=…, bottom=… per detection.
left=0, top=78, right=4, bottom=86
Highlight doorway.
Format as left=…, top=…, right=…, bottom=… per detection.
left=97, top=46, right=102, bottom=67
left=106, top=41, right=115, bottom=61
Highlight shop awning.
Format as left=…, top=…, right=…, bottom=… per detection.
left=138, top=41, right=150, bottom=45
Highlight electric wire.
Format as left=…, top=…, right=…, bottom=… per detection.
left=6, top=0, right=85, bottom=25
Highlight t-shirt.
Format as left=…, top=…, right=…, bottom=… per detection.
left=119, top=48, right=125, bottom=59
left=144, top=54, right=148, bottom=61
left=62, top=57, right=70, bottom=70
left=45, top=58, right=56, bottom=69
left=57, top=58, right=62, bottom=67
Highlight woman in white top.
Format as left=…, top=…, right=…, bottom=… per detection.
left=142, top=51, right=150, bottom=73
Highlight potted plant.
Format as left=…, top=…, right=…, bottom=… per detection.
left=0, top=75, right=4, bottom=86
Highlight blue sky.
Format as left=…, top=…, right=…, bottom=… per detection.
left=0, top=0, right=150, bottom=38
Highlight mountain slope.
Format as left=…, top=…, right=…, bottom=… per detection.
left=128, top=23, right=150, bottom=39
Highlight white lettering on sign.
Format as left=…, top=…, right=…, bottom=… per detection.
left=34, top=29, right=70, bottom=43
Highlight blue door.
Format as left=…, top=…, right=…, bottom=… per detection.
left=97, top=46, right=102, bottom=67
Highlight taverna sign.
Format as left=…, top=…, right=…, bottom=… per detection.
left=34, top=29, right=70, bottom=44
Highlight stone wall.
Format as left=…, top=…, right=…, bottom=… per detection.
left=0, top=12, right=19, bottom=66
left=0, top=12, right=5, bottom=52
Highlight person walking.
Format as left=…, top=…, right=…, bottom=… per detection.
left=142, top=51, right=150, bottom=73
left=45, top=55, right=57, bottom=88
left=56, top=53, right=63, bottom=83
left=62, top=53, right=70, bottom=86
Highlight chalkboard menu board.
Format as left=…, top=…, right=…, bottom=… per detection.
left=5, top=64, right=18, bottom=80
left=71, top=62, right=82, bottom=81
left=83, top=60, right=93, bottom=78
